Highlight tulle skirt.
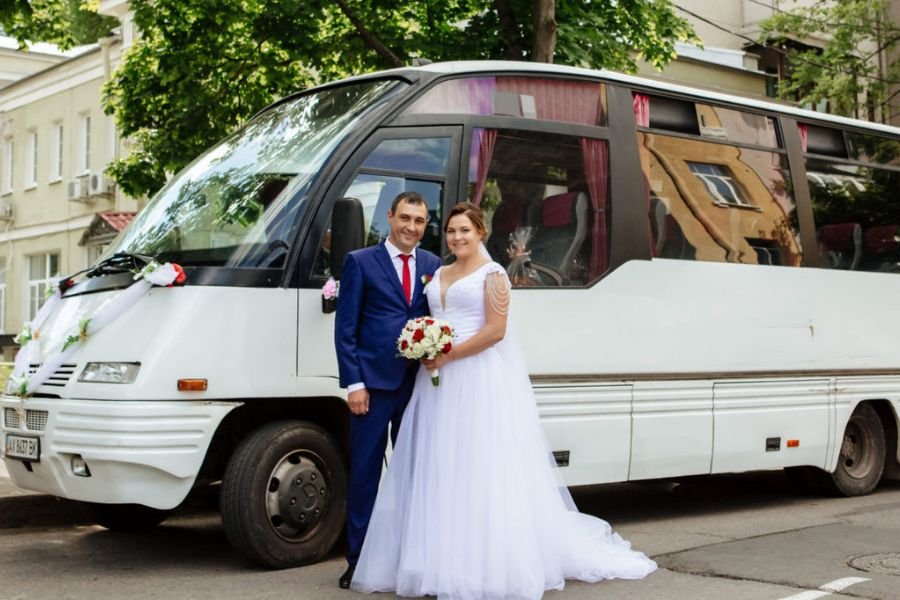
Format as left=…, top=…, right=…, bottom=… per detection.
left=351, top=340, right=656, bottom=600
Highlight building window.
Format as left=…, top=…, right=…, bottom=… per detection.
left=3, top=138, right=13, bottom=194
left=25, top=130, right=37, bottom=188
left=27, top=253, right=60, bottom=320
left=0, top=257, right=6, bottom=334
left=50, top=123, right=63, bottom=182
left=688, top=162, right=751, bottom=207
left=79, top=114, right=91, bottom=174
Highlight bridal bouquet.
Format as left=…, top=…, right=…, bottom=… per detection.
left=397, top=317, right=454, bottom=386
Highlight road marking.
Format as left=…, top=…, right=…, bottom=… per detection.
left=778, top=592, right=831, bottom=600
left=819, top=577, right=870, bottom=592
left=777, top=577, right=870, bottom=600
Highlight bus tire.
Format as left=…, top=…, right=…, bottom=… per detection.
left=828, top=403, right=886, bottom=496
left=78, top=501, right=171, bottom=531
left=221, top=420, right=346, bottom=569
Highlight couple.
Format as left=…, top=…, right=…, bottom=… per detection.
left=334, top=192, right=656, bottom=600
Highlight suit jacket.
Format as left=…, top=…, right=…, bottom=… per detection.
left=335, top=242, right=442, bottom=391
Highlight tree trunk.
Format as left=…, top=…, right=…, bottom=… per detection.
left=532, top=0, right=556, bottom=63
left=494, top=0, right=524, bottom=60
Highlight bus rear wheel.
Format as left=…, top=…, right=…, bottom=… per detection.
left=221, top=420, right=346, bottom=569
left=78, top=501, right=171, bottom=531
left=829, top=403, right=886, bottom=496
left=790, top=403, right=886, bottom=497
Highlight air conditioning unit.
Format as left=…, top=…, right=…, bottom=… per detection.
left=0, top=200, right=12, bottom=221
left=87, top=171, right=115, bottom=196
left=67, top=178, right=91, bottom=203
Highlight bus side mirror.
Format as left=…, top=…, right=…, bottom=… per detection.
left=325, top=197, right=365, bottom=313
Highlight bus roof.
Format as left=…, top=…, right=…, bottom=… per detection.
left=385, top=60, right=900, bottom=137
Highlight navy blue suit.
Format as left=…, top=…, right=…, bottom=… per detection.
left=335, top=242, right=441, bottom=566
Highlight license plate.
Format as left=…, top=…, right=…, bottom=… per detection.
left=5, top=435, right=40, bottom=461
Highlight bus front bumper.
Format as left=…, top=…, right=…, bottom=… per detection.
left=0, top=397, right=240, bottom=510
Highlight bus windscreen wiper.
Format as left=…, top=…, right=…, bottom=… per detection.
left=86, top=252, right=157, bottom=278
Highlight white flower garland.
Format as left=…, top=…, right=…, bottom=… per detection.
left=9, top=261, right=184, bottom=400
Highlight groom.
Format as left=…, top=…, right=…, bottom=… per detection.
left=334, top=191, right=441, bottom=589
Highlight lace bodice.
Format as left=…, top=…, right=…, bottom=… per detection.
left=426, top=262, right=507, bottom=342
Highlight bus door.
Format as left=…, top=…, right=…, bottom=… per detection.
left=298, top=126, right=462, bottom=377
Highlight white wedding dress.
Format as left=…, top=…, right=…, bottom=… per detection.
left=352, top=261, right=656, bottom=600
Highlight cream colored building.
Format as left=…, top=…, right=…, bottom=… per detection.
left=641, top=0, right=899, bottom=125
left=0, top=0, right=138, bottom=354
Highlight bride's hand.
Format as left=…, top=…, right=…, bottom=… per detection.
left=423, top=353, right=452, bottom=370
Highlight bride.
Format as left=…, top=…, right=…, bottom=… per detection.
left=351, top=202, right=656, bottom=600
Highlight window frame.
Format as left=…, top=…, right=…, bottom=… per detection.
left=297, top=125, right=463, bottom=287
left=25, top=129, right=37, bottom=189
left=26, top=252, right=60, bottom=321
left=49, top=122, right=63, bottom=183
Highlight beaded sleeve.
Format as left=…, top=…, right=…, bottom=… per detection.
left=484, top=270, right=511, bottom=316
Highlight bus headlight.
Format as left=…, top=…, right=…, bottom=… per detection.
left=78, top=363, right=140, bottom=384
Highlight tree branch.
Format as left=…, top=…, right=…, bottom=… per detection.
left=333, top=0, right=403, bottom=68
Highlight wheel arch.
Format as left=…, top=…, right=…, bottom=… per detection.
left=197, top=396, right=349, bottom=486
left=866, top=398, right=900, bottom=481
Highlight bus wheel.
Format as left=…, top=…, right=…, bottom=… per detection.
left=829, top=403, right=886, bottom=496
left=221, top=420, right=346, bottom=569
left=78, top=502, right=171, bottom=531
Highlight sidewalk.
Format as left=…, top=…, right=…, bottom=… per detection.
left=0, top=458, right=86, bottom=529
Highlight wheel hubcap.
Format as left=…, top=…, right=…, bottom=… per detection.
left=840, top=417, right=875, bottom=480
left=266, top=451, right=330, bottom=541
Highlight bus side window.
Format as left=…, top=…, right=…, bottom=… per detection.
left=312, top=137, right=450, bottom=279
left=806, top=126, right=900, bottom=273
left=467, top=128, right=609, bottom=287
left=636, top=95, right=802, bottom=267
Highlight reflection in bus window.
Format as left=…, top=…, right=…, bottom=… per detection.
left=467, top=128, right=608, bottom=287
left=638, top=132, right=801, bottom=266
left=808, top=159, right=900, bottom=272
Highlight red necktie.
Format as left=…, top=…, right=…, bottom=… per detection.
left=399, top=254, right=412, bottom=305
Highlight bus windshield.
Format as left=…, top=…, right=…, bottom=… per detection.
left=105, top=79, right=407, bottom=269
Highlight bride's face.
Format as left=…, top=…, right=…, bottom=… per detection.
left=446, top=214, right=484, bottom=260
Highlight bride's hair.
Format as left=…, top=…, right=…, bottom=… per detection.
left=445, top=202, right=487, bottom=238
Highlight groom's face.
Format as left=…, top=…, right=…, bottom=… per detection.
left=387, top=200, right=429, bottom=253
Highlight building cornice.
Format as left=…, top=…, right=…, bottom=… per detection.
left=0, top=214, right=96, bottom=243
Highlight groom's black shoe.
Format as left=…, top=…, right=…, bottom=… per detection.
left=339, top=565, right=355, bottom=589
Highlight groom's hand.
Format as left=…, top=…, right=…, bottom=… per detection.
left=348, top=388, right=370, bottom=415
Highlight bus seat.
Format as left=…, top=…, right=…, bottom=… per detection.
left=863, top=225, right=899, bottom=255
left=528, top=191, right=589, bottom=278
left=818, top=223, right=862, bottom=270
left=486, top=195, right=529, bottom=264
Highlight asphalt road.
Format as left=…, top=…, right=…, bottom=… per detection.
left=2, top=468, right=900, bottom=600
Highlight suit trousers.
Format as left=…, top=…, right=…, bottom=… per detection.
left=346, top=369, right=416, bottom=565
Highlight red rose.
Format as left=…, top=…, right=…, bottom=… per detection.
left=413, top=329, right=425, bottom=342
left=441, top=326, right=452, bottom=335
left=401, top=340, right=409, bottom=350
left=172, top=263, right=186, bottom=284
left=442, top=343, right=452, bottom=354
left=425, top=319, right=434, bottom=325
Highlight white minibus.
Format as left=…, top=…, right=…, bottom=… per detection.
left=3, top=61, right=900, bottom=568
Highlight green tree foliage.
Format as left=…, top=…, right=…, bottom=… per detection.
left=99, top=0, right=693, bottom=197
left=759, top=0, right=900, bottom=120
left=0, top=0, right=116, bottom=49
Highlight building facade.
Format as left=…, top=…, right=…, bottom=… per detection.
left=642, top=0, right=900, bottom=126
left=0, top=0, right=138, bottom=356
